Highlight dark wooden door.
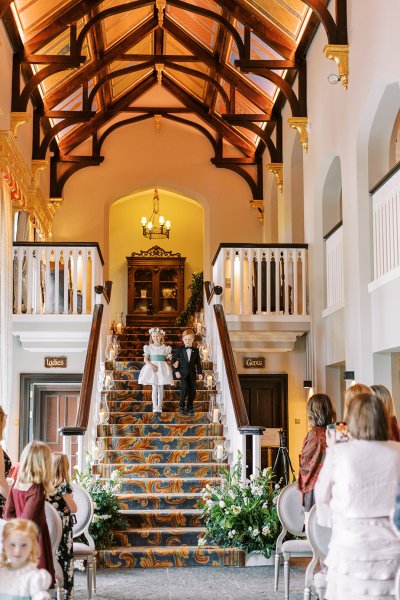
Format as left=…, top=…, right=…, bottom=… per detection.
left=33, top=387, right=80, bottom=468
left=239, top=374, right=288, bottom=478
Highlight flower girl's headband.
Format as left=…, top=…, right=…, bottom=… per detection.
left=149, top=327, right=165, bottom=335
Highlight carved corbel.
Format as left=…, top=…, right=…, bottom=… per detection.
left=155, top=63, right=164, bottom=85
left=31, top=159, right=48, bottom=187
left=156, top=0, right=166, bottom=27
left=250, top=200, right=264, bottom=224
left=288, top=117, right=308, bottom=152
left=48, top=197, right=63, bottom=216
left=324, top=44, right=349, bottom=89
left=154, top=114, right=162, bottom=133
left=10, top=112, right=31, bottom=137
left=268, top=163, right=283, bottom=193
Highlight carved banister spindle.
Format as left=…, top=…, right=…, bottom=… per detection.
left=72, top=249, right=79, bottom=314
left=54, top=248, right=60, bottom=315
left=229, top=250, right=235, bottom=315
left=16, top=247, right=23, bottom=314
left=247, top=251, right=253, bottom=315
left=44, top=247, right=51, bottom=314
left=266, top=249, right=271, bottom=315
left=284, top=249, right=290, bottom=315
left=256, top=248, right=262, bottom=315
left=81, top=248, right=88, bottom=314
left=26, top=247, right=33, bottom=314
left=91, top=249, right=96, bottom=313
left=63, top=251, right=69, bottom=315
left=36, top=248, right=42, bottom=314
left=301, top=249, right=307, bottom=315
left=293, top=250, right=299, bottom=315
left=275, top=250, right=280, bottom=314
left=239, top=249, right=244, bottom=315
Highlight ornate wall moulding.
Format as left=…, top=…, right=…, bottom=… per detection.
left=267, top=163, right=283, bottom=193
left=250, top=199, right=264, bottom=224
left=324, top=44, right=349, bottom=89
left=10, top=112, right=31, bottom=137
left=288, top=117, right=309, bottom=152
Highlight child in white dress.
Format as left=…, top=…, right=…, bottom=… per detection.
left=0, top=518, right=51, bottom=600
left=138, top=327, right=173, bottom=413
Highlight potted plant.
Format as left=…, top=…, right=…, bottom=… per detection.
left=198, top=457, right=281, bottom=565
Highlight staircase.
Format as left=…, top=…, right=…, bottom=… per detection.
left=96, top=323, right=244, bottom=568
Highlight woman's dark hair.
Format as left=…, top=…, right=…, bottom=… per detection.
left=307, top=393, right=336, bottom=427
left=347, top=393, right=389, bottom=441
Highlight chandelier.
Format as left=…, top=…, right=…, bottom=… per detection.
left=141, top=188, right=171, bottom=239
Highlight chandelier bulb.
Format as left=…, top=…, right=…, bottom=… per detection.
left=148, top=221, right=153, bottom=230
left=166, top=220, right=171, bottom=230
left=159, top=215, right=165, bottom=225
left=141, top=216, right=147, bottom=226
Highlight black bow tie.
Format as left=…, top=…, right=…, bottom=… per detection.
left=185, top=346, right=192, bottom=350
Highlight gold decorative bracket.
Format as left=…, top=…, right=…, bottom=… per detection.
left=324, top=44, right=349, bottom=89
left=154, top=114, right=162, bottom=133
left=156, top=0, right=166, bottom=27
left=10, top=112, right=31, bottom=137
left=268, top=163, right=283, bottom=193
left=31, top=159, right=48, bottom=187
left=155, top=63, right=164, bottom=85
left=288, top=117, right=308, bottom=152
left=250, top=200, right=264, bottom=224
left=48, top=198, right=63, bottom=216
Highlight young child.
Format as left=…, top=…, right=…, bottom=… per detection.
left=49, top=453, right=77, bottom=600
left=3, top=441, right=55, bottom=586
left=172, top=329, right=203, bottom=416
left=297, top=393, right=336, bottom=514
left=138, top=327, right=173, bottom=413
left=0, top=518, right=52, bottom=600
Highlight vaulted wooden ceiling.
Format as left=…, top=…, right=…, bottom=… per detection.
left=1, top=0, right=347, bottom=200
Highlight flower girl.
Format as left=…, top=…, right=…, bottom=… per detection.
left=138, top=327, right=173, bottom=412
left=0, top=518, right=51, bottom=599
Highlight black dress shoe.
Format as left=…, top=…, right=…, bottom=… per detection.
left=187, top=409, right=194, bottom=416
left=179, top=407, right=186, bottom=415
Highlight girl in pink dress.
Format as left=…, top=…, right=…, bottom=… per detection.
left=4, top=441, right=55, bottom=586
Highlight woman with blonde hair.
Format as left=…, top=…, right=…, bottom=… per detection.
left=371, top=384, right=400, bottom=441
left=343, top=383, right=372, bottom=419
left=0, top=406, right=11, bottom=517
left=316, top=393, right=400, bottom=599
left=0, top=518, right=51, bottom=599
left=4, top=441, right=55, bottom=586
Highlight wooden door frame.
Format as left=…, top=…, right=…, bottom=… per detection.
left=19, top=373, right=82, bottom=456
left=238, top=373, right=289, bottom=435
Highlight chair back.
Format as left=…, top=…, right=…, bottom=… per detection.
left=71, top=483, right=94, bottom=542
left=44, top=502, right=63, bottom=585
left=306, top=505, right=332, bottom=561
left=0, top=518, right=6, bottom=556
left=276, top=482, right=305, bottom=537
left=395, top=566, right=400, bottom=600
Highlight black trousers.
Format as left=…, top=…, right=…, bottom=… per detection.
left=179, top=376, right=196, bottom=410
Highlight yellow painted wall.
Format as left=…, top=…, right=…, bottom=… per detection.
left=109, top=189, right=203, bottom=319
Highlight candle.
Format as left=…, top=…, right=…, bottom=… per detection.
left=104, top=375, right=111, bottom=388
left=116, top=322, right=122, bottom=334
left=109, top=347, right=115, bottom=361
left=212, top=408, right=220, bottom=423
left=216, top=444, right=224, bottom=460
left=92, top=445, right=100, bottom=461
left=99, top=409, right=106, bottom=424
left=203, top=348, right=208, bottom=360
left=206, top=375, right=213, bottom=389
left=197, top=322, right=202, bottom=334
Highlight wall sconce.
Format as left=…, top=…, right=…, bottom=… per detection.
left=303, top=380, right=313, bottom=389
left=343, top=371, right=355, bottom=381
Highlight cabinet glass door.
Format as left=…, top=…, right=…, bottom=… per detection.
left=159, top=268, right=178, bottom=313
left=133, top=268, right=153, bottom=314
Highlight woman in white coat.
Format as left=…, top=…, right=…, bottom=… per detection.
left=315, top=392, right=400, bottom=600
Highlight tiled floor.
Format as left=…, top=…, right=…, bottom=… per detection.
left=74, top=561, right=313, bottom=600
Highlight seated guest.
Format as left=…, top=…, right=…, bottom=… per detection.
left=298, top=393, right=336, bottom=513
left=315, top=393, right=400, bottom=600
left=0, top=407, right=11, bottom=517
left=371, top=384, right=400, bottom=441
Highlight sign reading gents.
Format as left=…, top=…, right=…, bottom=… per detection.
left=243, top=357, right=265, bottom=368
left=44, top=356, right=67, bottom=368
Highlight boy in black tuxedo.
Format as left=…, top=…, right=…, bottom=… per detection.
left=172, top=329, right=203, bottom=415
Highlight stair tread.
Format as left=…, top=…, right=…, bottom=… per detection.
left=118, top=493, right=201, bottom=498
left=120, top=527, right=207, bottom=532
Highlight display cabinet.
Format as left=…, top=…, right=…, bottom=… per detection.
left=127, top=246, right=185, bottom=322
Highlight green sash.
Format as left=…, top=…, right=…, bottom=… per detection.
left=150, top=355, right=166, bottom=361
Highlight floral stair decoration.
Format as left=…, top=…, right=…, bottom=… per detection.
left=94, top=324, right=244, bottom=568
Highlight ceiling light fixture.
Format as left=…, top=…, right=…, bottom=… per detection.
left=141, top=188, right=171, bottom=239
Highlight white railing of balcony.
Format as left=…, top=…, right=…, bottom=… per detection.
left=212, top=244, right=308, bottom=317
left=323, top=222, right=344, bottom=316
left=370, top=165, right=400, bottom=284
left=13, top=243, right=104, bottom=315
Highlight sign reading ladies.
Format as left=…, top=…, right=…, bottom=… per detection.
left=44, top=356, right=67, bottom=368
left=243, top=357, right=265, bottom=369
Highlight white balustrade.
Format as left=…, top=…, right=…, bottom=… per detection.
left=324, top=224, right=344, bottom=311
left=372, top=168, right=400, bottom=281
left=213, top=245, right=308, bottom=316
left=13, top=243, right=103, bottom=315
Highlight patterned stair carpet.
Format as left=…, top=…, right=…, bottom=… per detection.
left=97, top=325, right=244, bottom=568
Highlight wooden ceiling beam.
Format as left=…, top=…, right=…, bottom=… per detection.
left=44, top=17, right=157, bottom=109
left=90, top=5, right=112, bottom=110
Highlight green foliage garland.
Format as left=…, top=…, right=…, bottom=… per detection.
left=198, top=456, right=281, bottom=558
left=73, top=464, right=128, bottom=550
left=176, top=271, right=203, bottom=326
